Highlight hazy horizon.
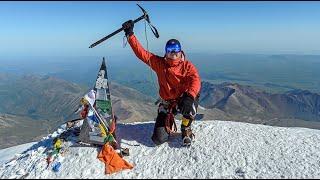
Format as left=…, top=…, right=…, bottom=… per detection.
left=1, top=53, right=320, bottom=97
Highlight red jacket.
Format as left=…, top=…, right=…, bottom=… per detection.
left=128, top=34, right=201, bottom=101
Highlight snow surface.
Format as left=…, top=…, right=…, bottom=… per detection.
left=0, top=142, right=37, bottom=166
left=1, top=120, right=320, bottom=179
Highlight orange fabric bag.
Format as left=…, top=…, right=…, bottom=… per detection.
left=97, top=143, right=134, bottom=174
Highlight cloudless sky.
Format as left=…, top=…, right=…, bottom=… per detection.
left=1, top=1, right=320, bottom=58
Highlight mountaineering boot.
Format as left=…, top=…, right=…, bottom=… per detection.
left=151, top=127, right=169, bottom=145
left=181, top=116, right=195, bottom=146
left=151, top=112, right=169, bottom=145
left=181, top=126, right=195, bottom=146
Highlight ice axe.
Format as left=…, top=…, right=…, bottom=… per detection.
left=89, top=4, right=159, bottom=48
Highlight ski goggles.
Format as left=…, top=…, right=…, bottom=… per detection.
left=165, top=44, right=181, bottom=54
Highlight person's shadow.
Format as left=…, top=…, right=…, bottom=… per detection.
left=115, top=121, right=183, bottom=148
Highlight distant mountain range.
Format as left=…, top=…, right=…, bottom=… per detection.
left=199, top=81, right=320, bottom=124
left=0, top=113, right=53, bottom=149
left=1, top=73, right=320, bottom=149
left=0, top=74, right=157, bottom=149
left=0, top=74, right=156, bottom=123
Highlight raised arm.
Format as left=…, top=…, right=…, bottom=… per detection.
left=127, top=34, right=161, bottom=71
left=122, top=20, right=161, bottom=71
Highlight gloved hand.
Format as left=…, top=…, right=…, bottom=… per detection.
left=122, top=20, right=134, bottom=36
left=178, top=92, right=196, bottom=117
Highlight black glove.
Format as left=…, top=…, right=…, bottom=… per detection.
left=122, top=20, right=134, bottom=36
left=178, top=92, right=196, bottom=117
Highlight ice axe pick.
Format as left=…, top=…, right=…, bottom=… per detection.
left=89, top=4, right=159, bottom=48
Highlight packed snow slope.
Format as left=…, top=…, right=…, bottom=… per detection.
left=1, top=120, right=320, bottom=179
left=0, top=142, right=37, bottom=166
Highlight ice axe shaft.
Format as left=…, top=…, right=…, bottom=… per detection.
left=89, top=4, right=159, bottom=48
left=89, top=15, right=145, bottom=48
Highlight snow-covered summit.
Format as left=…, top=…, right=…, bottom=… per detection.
left=1, top=120, right=320, bottom=179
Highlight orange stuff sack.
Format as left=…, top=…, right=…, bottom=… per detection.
left=97, top=143, right=134, bottom=174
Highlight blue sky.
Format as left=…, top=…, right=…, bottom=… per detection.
left=1, top=1, right=320, bottom=57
